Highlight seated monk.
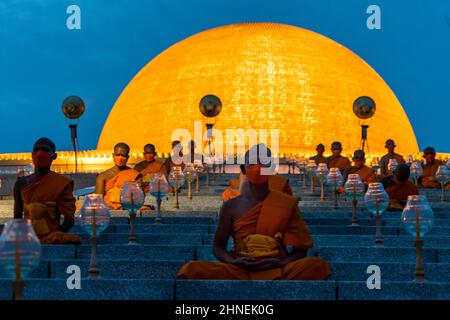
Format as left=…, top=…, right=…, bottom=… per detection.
left=134, top=144, right=168, bottom=193
left=13, top=138, right=80, bottom=244
left=378, top=139, right=405, bottom=177
left=164, top=140, right=186, bottom=175
left=419, top=147, right=444, bottom=188
left=382, top=164, right=419, bottom=211
left=309, top=143, right=327, bottom=165
left=96, top=142, right=141, bottom=209
left=343, top=150, right=377, bottom=188
left=178, top=144, right=330, bottom=280
left=326, top=141, right=351, bottom=174
left=222, top=165, right=293, bottom=201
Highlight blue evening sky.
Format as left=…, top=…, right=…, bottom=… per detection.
left=0, top=0, right=449, bottom=153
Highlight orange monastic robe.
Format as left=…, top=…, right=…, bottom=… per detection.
left=379, top=153, right=405, bottom=176
left=104, top=169, right=141, bottom=209
left=22, top=171, right=78, bottom=243
left=327, top=155, right=351, bottom=173
left=385, top=180, right=419, bottom=210
left=222, top=174, right=293, bottom=201
left=177, top=191, right=331, bottom=280
left=309, top=155, right=327, bottom=165
left=135, top=160, right=167, bottom=193
left=420, top=160, right=444, bottom=188
left=345, top=165, right=377, bottom=187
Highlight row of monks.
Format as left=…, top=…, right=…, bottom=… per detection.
left=11, top=137, right=449, bottom=281
left=223, top=139, right=449, bottom=210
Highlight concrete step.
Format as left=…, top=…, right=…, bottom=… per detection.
left=0, top=279, right=174, bottom=300
left=175, top=280, right=337, bottom=300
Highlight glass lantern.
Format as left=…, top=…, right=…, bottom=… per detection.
left=149, top=173, right=169, bottom=224
left=193, top=160, right=204, bottom=193
left=183, top=163, right=197, bottom=200
left=364, top=183, right=389, bottom=246
left=315, top=163, right=329, bottom=201
left=401, top=195, right=434, bottom=281
left=168, top=167, right=185, bottom=209
left=387, top=159, right=398, bottom=175
left=345, top=174, right=365, bottom=225
left=0, top=219, right=41, bottom=299
left=306, top=160, right=318, bottom=193
left=327, top=168, right=343, bottom=209
left=77, top=194, right=111, bottom=278
left=120, top=182, right=145, bottom=244
left=435, top=165, right=449, bottom=202
left=410, top=161, right=423, bottom=186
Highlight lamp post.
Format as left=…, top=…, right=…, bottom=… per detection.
left=353, top=96, right=376, bottom=154
left=62, top=96, right=85, bottom=173
left=401, top=195, right=434, bottom=282
left=199, top=94, right=222, bottom=186
left=78, top=194, right=110, bottom=279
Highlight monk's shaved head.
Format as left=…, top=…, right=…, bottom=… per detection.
left=144, top=144, right=156, bottom=154
left=33, top=137, right=56, bottom=154
left=395, top=163, right=410, bottom=182
left=114, top=142, right=130, bottom=155
left=353, top=150, right=366, bottom=161
left=316, top=143, right=325, bottom=151
left=331, top=141, right=342, bottom=150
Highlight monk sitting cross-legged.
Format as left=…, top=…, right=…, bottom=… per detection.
left=382, top=164, right=419, bottom=211
left=13, top=138, right=80, bottom=244
left=96, top=142, right=141, bottom=209
left=177, top=144, right=331, bottom=280
left=419, top=147, right=445, bottom=189
left=134, top=144, right=168, bottom=193
left=309, top=143, right=327, bottom=165
left=343, top=150, right=377, bottom=188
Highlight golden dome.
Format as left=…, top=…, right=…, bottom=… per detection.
left=97, top=22, right=419, bottom=157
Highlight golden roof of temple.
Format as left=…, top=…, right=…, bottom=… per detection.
left=97, top=22, right=419, bottom=156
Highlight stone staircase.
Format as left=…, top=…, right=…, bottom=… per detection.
left=0, top=173, right=449, bottom=300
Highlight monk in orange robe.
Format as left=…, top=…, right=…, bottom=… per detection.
left=419, top=147, right=445, bottom=188
left=178, top=144, right=330, bottom=280
left=164, top=140, right=186, bottom=175
left=378, top=139, right=405, bottom=177
left=309, top=143, right=327, bottom=165
left=343, top=150, right=377, bottom=187
left=14, top=138, right=79, bottom=244
left=382, top=164, right=419, bottom=210
left=222, top=165, right=292, bottom=201
left=134, top=144, right=168, bottom=193
left=326, top=141, right=351, bottom=173
left=96, top=142, right=142, bottom=209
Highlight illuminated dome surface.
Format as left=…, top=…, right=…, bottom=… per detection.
left=98, top=22, right=419, bottom=156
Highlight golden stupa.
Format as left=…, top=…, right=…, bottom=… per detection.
left=98, top=22, right=419, bottom=157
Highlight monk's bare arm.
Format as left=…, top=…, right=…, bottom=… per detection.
left=13, top=178, right=24, bottom=219
left=213, top=204, right=235, bottom=264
